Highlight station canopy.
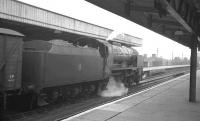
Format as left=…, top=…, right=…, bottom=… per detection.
left=86, top=0, right=200, bottom=48
left=0, top=0, right=142, bottom=47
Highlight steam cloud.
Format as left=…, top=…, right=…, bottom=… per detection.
left=106, top=30, right=125, bottom=41
left=100, top=76, right=128, bottom=97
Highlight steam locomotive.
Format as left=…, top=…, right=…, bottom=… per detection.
left=0, top=28, right=143, bottom=109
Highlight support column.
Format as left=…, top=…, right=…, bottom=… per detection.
left=189, top=35, right=197, bottom=102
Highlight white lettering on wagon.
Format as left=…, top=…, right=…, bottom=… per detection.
left=8, top=74, right=15, bottom=82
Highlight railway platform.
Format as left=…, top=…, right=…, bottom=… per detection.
left=65, top=71, right=200, bottom=121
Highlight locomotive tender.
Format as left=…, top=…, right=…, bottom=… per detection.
left=0, top=28, right=143, bottom=109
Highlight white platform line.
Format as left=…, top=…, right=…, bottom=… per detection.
left=62, top=73, right=189, bottom=121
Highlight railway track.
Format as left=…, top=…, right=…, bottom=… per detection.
left=1, top=70, right=188, bottom=121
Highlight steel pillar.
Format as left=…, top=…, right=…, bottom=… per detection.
left=189, top=35, right=197, bottom=102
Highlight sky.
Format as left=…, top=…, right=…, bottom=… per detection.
left=18, top=0, right=191, bottom=59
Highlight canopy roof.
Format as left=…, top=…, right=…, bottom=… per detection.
left=0, top=0, right=142, bottom=47
left=86, top=0, right=200, bottom=48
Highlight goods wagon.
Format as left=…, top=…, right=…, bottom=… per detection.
left=0, top=28, right=24, bottom=110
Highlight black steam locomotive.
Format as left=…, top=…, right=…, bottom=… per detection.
left=0, top=28, right=143, bottom=109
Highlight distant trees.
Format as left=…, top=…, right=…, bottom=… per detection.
left=171, top=57, right=190, bottom=65
left=143, top=54, right=190, bottom=67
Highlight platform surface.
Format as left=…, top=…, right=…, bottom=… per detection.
left=143, top=65, right=189, bottom=71
left=66, top=71, right=200, bottom=121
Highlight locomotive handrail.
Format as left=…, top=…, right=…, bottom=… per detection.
left=111, top=66, right=138, bottom=71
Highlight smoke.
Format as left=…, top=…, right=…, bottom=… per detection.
left=100, top=76, right=128, bottom=97
left=48, top=39, right=74, bottom=54
left=106, top=30, right=125, bottom=41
